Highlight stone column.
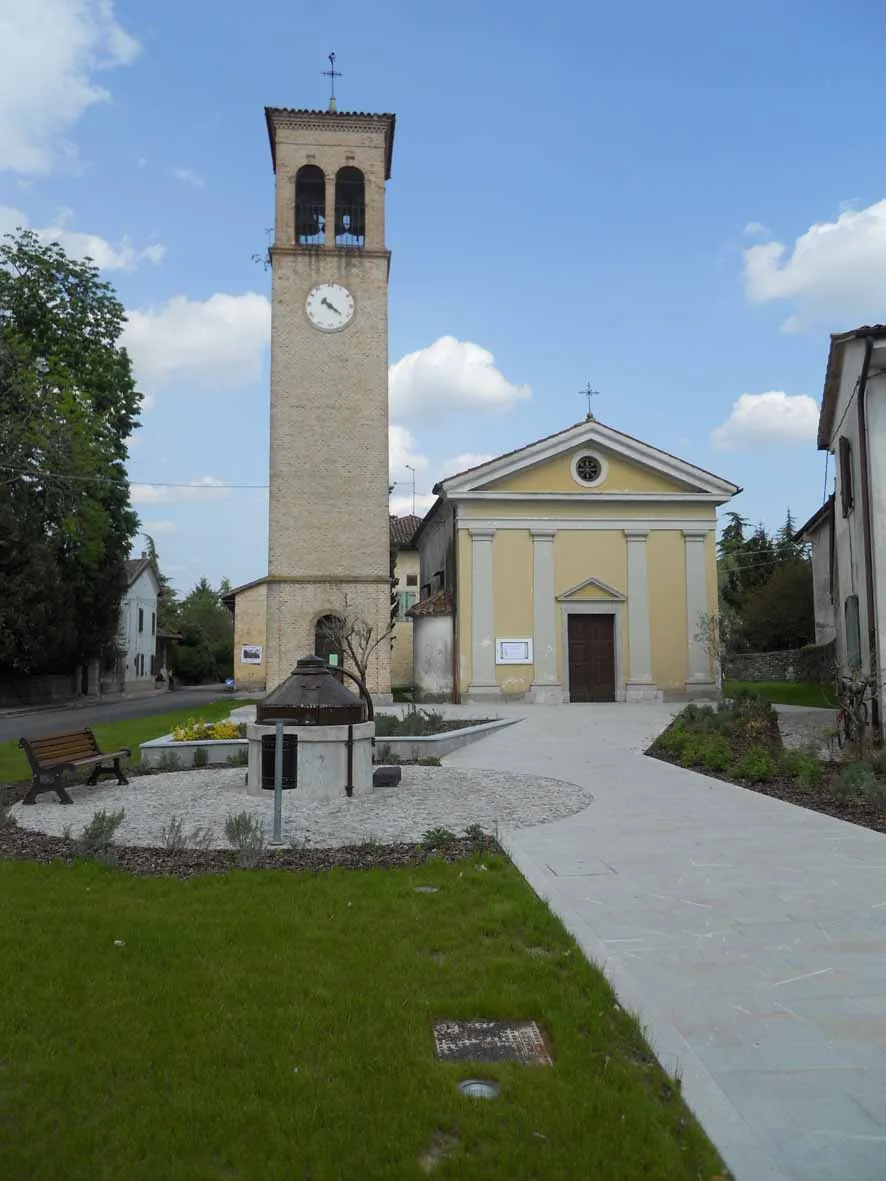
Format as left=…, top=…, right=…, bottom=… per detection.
left=624, top=530, right=660, bottom=702
left=467, top=527, right=499, bottom=699
left=684, top=529, right=716, bottom=693
left=529, top=528, right=562, bottom=703
left=324, top=172, right=336, bottom=248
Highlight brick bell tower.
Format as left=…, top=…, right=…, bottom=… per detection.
left=263, top=92, right=395, bottom=697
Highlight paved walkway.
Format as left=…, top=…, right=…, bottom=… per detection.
left=442, top=702, right=886, bottom=1181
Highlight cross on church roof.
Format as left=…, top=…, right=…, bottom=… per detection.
left=579, top=381, right=600, bottom=420
left=322, top=52, right=342, bottom=112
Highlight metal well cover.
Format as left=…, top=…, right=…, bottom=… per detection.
left=255, top=655, right=366, bottom=725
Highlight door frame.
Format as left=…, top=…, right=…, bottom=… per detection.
left=560, top=602, right=625, bottom=703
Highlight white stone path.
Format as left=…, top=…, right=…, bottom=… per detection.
left=443, top=701, right=886, bottom=1181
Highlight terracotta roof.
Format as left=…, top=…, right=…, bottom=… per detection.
left=818, top=326, right=886, bottom=449
left=434, top=417, right=740, bottom=494
left=264, top=107, right=396, bottom=178
left=795, top=495, right=835, bottom=541
left=408, top=589, right=453, bottom=618
left=390, top=514, right=423, bottom=547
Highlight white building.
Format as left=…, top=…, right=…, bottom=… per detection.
left=800, top=325, right=886, bottom=734
left=118, top=556, right=161, bottom=687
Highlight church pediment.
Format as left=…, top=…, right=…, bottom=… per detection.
left=436, top=419, right=740, bottom=503
left=557, top=577, right=626, bottom=602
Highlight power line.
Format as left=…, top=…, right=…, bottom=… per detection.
left=0, top=464, right=269, bottom=489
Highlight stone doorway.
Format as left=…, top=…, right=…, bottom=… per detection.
left=567, top=614, right=615, bottom=702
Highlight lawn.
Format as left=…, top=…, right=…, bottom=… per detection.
left=724, top=679, right=837, bottom=709
left=0, top=699, right=256, bottom=785
left=0, top=856, right=724, bottom=1180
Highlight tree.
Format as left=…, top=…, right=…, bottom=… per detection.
left=0, top=229, right=141, bottom=677
left=142, top=533, right=178, bottom=630
left=317, top=594, right=395, bottom=687
left=171, top=578, right=234, bottom=684
left=738, top=560, right=815, bottom=652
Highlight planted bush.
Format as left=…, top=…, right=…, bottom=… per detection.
left=172, top=718, right=241, bottom=742
left=782, top=752, right=824, bottom=790
left=696, top=736, right=732, bottom=773
left=732, top=746, right=776, bottom=783
left=835, top=764, right=886, bottom=803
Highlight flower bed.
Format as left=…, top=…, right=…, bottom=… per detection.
left=647, top=691, right=886, bottom=834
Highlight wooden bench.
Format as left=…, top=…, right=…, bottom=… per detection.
left=19, top=729, right=131, bottom=805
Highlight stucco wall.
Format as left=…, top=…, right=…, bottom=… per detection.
left=648, top=530, right=688, bottom=692
left=119, top=567, right=159, bottom=684
left=414, top=615, right=453, bottom=700
left=486, top=447, right=694, bottom=495
left=391, top=548, right=420, bottom=688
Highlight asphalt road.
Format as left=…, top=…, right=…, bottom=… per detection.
left=0, top=686, right=241, bottom=744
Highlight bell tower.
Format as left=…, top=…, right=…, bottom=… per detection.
left=263, top=99, right=395, bottom=695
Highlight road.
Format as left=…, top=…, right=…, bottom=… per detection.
left=0, top=686, right=239, bottom=744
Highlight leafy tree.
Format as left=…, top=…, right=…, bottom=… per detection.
left=739, top=560, right=815, bottom=652
left=0, top=229, right=141, bottom=676
left=142, top=534, right=178, bottom=630
left=171, top=578, right=234, bottom=684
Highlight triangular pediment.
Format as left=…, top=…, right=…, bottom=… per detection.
left=557, top=577, right=626, bottom=602
left=437, top=419, right=739, bottom=502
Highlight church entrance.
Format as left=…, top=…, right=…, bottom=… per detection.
left=567, top=614, right=615, bottom=702
left=315, top=615, right=345, bottom=680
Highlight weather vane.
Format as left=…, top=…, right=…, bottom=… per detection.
left=579, top=381, right=600, bottom=420
left=322, top=52, right=342, bottom=112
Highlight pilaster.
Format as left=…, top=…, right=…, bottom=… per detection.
left=466, top=527, right=500, bottom=700
left=624, top=530, right=661, bottom=702
left=684, top=529, right=716, bottom=693
left=529, top=528, right=563, bottom=703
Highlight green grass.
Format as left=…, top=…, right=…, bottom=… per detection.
left=0, top=857, right=724, bottom=1180
left=0, top=699, right=256, bottom=784
left=724, top=680, right=837, bottom=709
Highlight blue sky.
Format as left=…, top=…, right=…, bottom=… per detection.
left=3, top=0, right=885, bottom=595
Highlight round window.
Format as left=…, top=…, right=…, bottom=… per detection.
left=575, top=454, right=602, bottom=484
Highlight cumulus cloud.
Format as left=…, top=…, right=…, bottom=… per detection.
left=0, top=205, right=165, bottom=270
left=743, top=221, right=769, bottom=238
left=389, top=424, right=429, bottom=481
left=389, top=490, right=436, bottom=518
left=140, top=519, right=177, bottom=535
left=441, top=451, right=495, bottom=479
left=0, top=0, right=139, bottom=174
left=711, top=392, right=819, bottom=450
left=130, top=477, right=232, bottom=505
left=389, top=336, right=530, bottom=422
left=743, top=200, right=886, bottom=331
left=122, top=293, right=271, bottom=393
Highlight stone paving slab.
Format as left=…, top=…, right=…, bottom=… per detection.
left=443, top=701, right=886, bottom=1181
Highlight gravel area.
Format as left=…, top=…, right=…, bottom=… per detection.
left=11, top=765, right=593, bottom=850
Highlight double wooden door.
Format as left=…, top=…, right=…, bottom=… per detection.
left=567, top=614, right=616, bottom=702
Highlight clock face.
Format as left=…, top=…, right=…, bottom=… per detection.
left=305, top=283, right=355, bottom=332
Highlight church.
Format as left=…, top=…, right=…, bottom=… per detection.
left=227, top=88, right=740, bottom=703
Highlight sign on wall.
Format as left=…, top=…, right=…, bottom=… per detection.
left=496, top=638, right=533, bottom=665
left=240, top=645, right=263, bottom=665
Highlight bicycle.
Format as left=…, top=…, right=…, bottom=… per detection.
left=835, top=674, right=872, bottom=748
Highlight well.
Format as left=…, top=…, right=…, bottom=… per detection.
left=246, top=655, right=375, bottom=800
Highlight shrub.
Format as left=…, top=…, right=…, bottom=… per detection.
left=226, top=750, right=249, bottom=767
left=172, top=718, right=240, bottom=742
left=679, top=740, right=703, bottom=767
left=732, top=747, right=776, bottom=783
left=0, top=786, right=18, bottom=830
left=224, top=810, right=265, bottom=867
left=653, top=724, right=691, bottom=757
left=193, top=747, right=209, bottom=768
left=161, top=815, right=187, bottom=853
left=782, top=752, right=824, bottom=789
left=696, top=736, right=732, bottom=773
left=422, top=827, right=458, bottom=850
left=835, top=764, right=886, bottom=803
left=78, top=808, right=125, bottom=856
left=869, top=748, right=886, bottom=778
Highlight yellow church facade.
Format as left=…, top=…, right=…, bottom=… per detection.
left=412, top=418, right=740, bottom=703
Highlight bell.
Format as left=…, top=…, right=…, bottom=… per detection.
left=335, top=203, right=365, bottom=240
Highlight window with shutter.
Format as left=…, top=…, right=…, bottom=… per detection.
left=839, top=436, right=854, bottom=517
left=845, top=595, right=861, bottom=670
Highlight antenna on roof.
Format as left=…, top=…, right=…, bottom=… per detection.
left=579, top=381, right=600, bottom=421
left=322, top=52, right=341, bottom=112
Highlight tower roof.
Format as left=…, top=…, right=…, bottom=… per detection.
left=264, top=107, right=396, bottom=178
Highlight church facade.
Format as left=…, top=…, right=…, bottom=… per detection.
left=411, top=418, right=740, bottom=703
left=228, top=100, right=396, bottom=697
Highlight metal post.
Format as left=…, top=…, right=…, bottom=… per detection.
left=271, top=720, right=284, bottom=846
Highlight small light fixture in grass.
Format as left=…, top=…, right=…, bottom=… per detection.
left=458, top=1079, right=500, bottom=1100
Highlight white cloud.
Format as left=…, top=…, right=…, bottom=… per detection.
left=389, top=336, right=530, bottom=422
left=122, top=293, right=271, bottom=393
left=0, top=0, right=139, bottom=175
left=743, top=199, right=886, bottom=331
left=743, top=221, right=769, bottom=238
left=711, top=392, right=819, bottom=450
left=389, top=491, right=436, bottom=518
left=171, top=167, right=205, bottom=189
left=389, top=425, right=429, bottom=481
left=140, top=519, right=176, bottom=535
left=130, top=477, right=232, bottom=505
left=0, top=205, right=165, bottom=271
left=441, top=451, right=495, bottom=478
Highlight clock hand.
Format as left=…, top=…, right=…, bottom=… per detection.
left=320, top=297, right=342, bottom=316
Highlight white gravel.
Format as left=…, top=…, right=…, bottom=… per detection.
left=11, top=765, right=593, bottom=849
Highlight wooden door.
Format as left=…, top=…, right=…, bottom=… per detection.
left=567, top=614, right=616, bottom=702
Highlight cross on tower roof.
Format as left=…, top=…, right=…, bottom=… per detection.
left=579, top=381, right=600, bottom=421
left=322, top=52, right=342, bottom=112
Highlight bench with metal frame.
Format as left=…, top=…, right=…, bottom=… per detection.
left=18, top=729, right=132, bottom=805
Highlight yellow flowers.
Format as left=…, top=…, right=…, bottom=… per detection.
left=171, top=718, right=241, bottom=742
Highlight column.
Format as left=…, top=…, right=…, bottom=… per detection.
left=324, top=172, right=336, bottom=248
left=467, top=528, right=499, bottom=699
left=684, top=529, right=716, bottom=691
left=529, top=528, right=562, bottom=703
left=624, top=530, right=659, bottom=702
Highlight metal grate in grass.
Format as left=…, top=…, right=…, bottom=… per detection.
left=434, top=1020, right=553, bottom=1065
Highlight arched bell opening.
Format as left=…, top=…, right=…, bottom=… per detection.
left=295, top=165, right=326, bottom=245
left=334, top=167, right=365, bottom=247
left=315, top=614, right=345, bottom=680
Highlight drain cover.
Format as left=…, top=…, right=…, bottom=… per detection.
left=434, top=1020, right=553, bottom=1065
left=414, top=886, right=439, bottom=894
left=459, top=1079, right=500, bottom=1099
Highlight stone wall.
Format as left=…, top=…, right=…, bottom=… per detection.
left=723, top=641, right=836, bottom=684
